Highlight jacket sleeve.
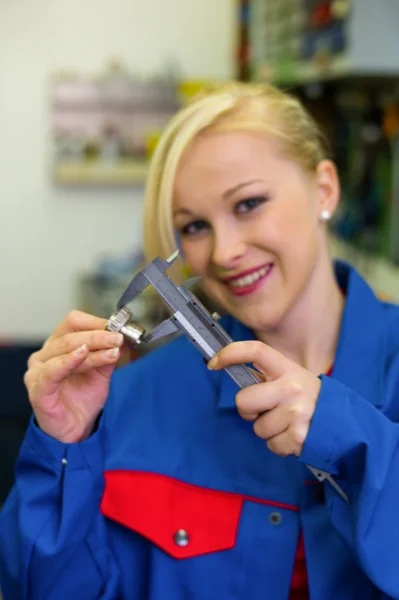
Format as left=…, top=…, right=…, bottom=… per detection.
left=299, top=374, right=399, bottom=599
left=0, top=415, right=121, bottom=600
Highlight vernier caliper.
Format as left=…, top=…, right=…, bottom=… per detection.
left=106, top=250, right=350, bottom=504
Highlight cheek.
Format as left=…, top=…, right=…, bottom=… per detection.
left=273, top=197, right=318, bottom=258
left=181, top=240, right=210, bottom=275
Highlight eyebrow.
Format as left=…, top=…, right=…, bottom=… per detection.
left=222, top=179, right=264, bottom=199
left=173, top=179, right=264, bottom=217
left=173, top=207, right=195, bottom=217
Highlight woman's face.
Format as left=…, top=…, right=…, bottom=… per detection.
left=173, top=131, right=336, bottom=331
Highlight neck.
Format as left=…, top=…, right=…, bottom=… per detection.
left=254, top=253, right=345, bottom=375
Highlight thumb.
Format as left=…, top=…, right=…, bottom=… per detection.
left=207, top=341, right=290, bottom=381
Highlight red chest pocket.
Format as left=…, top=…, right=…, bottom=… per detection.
left=101, top=471, right=244, bottom=559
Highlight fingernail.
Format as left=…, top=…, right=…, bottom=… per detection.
left=207, top=355, right=218, bottom=370
left=104, top=348, right=119, bottom=359
left=74, top=344, right=87, bottom=356
left=107, top=333, right=124, bottom=347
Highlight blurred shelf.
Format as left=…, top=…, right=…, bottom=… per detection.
left=256, top=53, right=351, bottom=86
left=53, top=159, right=149, bottom=186
left=251, top=0, right=399, bottom=88
left=255, top=53, right=399, bottom=88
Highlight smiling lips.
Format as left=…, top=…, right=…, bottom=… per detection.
left=223, top=264, right=273, bottom=296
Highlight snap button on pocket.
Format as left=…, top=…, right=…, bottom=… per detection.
left=174, top=529, right=189, bottom=547
left=101, top=471, right=244, bottom=559
left=269, top=512, right=282, bottom=525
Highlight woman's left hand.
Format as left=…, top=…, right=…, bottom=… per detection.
left=207, top=341, right=322, bottom=458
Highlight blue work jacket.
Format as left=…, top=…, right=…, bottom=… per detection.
left=1, top=260, right=399, bottom=599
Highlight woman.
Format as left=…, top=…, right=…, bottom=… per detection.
left=1, top=82, right=399, bottom=599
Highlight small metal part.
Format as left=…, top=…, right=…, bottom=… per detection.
left=182, top=276, right=202, bottom=290
left=211, top=312, right=221, bottom=321
left=307, top=466, right=350, bottom=504
left=141, top=317, right=180, bottom=344
left=173, top=529, right=189, bottom=547
left=106, top=307, right=145, bottom=348
left=166, top=249, right=179, bottom=264
left=269, top=512, right=282, bottom=526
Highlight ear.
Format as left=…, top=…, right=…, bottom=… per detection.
left=314, top=159, right=340, bottom=220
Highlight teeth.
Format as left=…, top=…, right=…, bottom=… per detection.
left=228, top=266, right=270, bottom=288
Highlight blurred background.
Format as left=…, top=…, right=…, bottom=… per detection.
left=2, top=0, right=399, bottom=504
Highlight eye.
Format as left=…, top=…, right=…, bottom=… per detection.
left=180, top=220, right=208, bottom=237
left=235, top=195, right=269, bottom=214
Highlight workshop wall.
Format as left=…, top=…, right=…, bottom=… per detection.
left=0, top=0, right=235, bottom=341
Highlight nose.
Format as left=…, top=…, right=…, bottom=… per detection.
left=211, top=225, right=247, bottom=268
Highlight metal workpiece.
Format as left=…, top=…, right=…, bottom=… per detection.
left=106, top=306, right=145, bottom=347
left=108, top=250, right=350, bottom=505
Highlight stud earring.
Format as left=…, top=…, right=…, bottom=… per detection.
left=320, top=209, right=331, bottom=222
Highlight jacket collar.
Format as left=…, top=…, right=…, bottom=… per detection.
left=217, top=260, right=386, bottom=410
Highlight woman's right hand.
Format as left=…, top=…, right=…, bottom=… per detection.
left=24, top=310, right=125, bottom=443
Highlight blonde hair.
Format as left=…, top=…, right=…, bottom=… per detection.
left=142, top=81, right=328, bottom=283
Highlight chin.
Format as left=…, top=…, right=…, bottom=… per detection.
left=236, top=308, right=281, bottom=332
left=216, top=295, right=280, bottom=330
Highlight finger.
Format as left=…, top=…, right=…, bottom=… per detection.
left=27, top=350, right=43, bottom=369
left=72, top=347, right=121, bottom=374
left=32, top=344, right=91, bottom=399
left=266, top=427, right=306, bottom=458
left=34, top=346, right=120, bottom=399
left=48, top=310, right=109, bottom=341
left=208, top=341, right=290, bottom=380
left=39, top=330, right=124, bottom=363
left=253, top=408, right=289, bottom=441
left=235, top=380, right=280, bottom=418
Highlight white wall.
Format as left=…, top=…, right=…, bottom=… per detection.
left=0, top=0, right=235, bottom=340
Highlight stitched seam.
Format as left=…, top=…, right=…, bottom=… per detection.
left=105, top=470, right=300, bottom=512
left=24, top=513, right=56, bottom=597
left=323, top=387, right=348, bottom=470
left=25, top=440, right=102, bottom=472
left=64, top=459, right=102, bottom=472
left=84, top=537, right=109, bottom=596
left=78, top=443, right=98, bottom=472
left=24, top=441, right=62, bottom=471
